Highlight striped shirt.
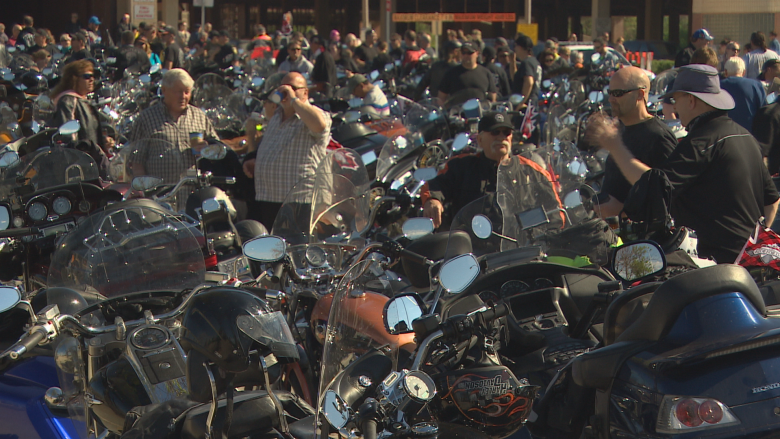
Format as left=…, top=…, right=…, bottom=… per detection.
left=254, top=106, right=332, bottom=203
left=127, top=102, right=218, bottom=184
left=363, top=86, right=390, bottom=116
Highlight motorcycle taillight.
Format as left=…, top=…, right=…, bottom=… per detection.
left=656, top=395, right=739, bottom=434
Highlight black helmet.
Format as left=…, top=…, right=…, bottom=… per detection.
left=18, top=71, right=47, bottom=94
left=180, top=287, right=299, bottom=372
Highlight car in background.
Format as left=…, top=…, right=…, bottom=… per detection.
left=623, top=40, right=680, bottom=60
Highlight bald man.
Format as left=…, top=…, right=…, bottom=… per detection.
left=243, top=72, right=331, bottom=228
left=596, top=67, right=678, bottom=218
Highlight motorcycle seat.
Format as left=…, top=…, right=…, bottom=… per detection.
left=288, top=415, right=317, bottom=439
left=180, top=390, right=314, bottom=439
left=402, top=231, right=472, bottom=288
left=615, top=264, right=763, bottom=344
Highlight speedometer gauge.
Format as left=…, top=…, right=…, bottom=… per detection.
left=500, top=280, right=530, bottom=298
left=305, top=246, right=327, bottom=267
left=52, top=196, right=72, bottom=215
left=28, top=202, right=47, bottom=221
left=403, top=370, right=436, bottom=402
left=131, top=326, right=169, bottom=350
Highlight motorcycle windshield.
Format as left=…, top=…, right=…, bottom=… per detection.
left=0, top=147, right=99, bottom=202
left=47, top=203, right=206, bottom=298
left=271, top=149, right=370, bottom=271
left=443, top=146, right=610, bottom=266
left=375, top=133, right=424, bottom=179
left=650, top=68, right=678, bottom=101
left=315, top=259, right=406, bottom=436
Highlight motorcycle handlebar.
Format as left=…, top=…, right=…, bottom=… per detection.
left=0, top=227, right=40, bottom=238
left=376, top=234, right=432, bottom=266
left=8, top=326, right=47, bottom=360
left=211, top=176, right=236, bottom=185
left=362, top=420, right=378, bottom=439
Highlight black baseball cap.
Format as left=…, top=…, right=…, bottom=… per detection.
left=478, top=112, right=513, bottom=132
left=219, top=30, right=231, bottom=38
left=160, top=25, right=176, bottom=35
left=763, top=58, right=780, bottom=72
left=461, top=41, right=477, bottom=54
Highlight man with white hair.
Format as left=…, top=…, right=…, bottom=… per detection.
left=720, top=56, right=766, bottom=132
left=127, top=68, right=218, bottom=182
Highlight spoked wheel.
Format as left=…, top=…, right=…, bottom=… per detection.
left=417, top=143, right=448, bottom=169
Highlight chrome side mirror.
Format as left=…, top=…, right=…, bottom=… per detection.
left=131, top=176, right=164, bottom=191
left=384, top=293, right=425, bottom=334
left=200, top=143, right=228, bottom=161
left=413, top=167, right=437, bottom=182
left=471, top=214, right=492, bottom=239
left=451, top=133, right=469, bottom=152
left=0, top=286, right=21, bottom=314
left=0, top=204, right=10, bottom=230
left=439, top=253, right=480, bottom=293
left=322, top=390, right=350, bottom=429
left=402, top=217, right=434, bottom=240
left=612, top=241, right=666, bottom=282
left=0, top=150, right=20, bottom=168
left=243, top=235, right=287, bottom=262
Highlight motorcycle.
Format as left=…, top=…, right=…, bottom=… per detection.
left=287, top=249, right=540, bottom=439
left=528, top=252, right=780, bottom=439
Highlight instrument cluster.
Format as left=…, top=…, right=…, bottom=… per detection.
left=24, top=190, right=90, bottom=225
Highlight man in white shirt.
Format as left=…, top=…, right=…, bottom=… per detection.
left=348, top=74, right=389, bottom=117
left=743, top=31, right=780, bottom=79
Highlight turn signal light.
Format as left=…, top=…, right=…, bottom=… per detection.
left=656, top=396, right=738, bottom=434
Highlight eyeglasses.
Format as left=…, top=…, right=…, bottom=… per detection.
left=544, top=58, right=555, bottom=63
left=81, top=73, right=94, bottom=80
left=608, top=87, right=645, bottom=98
left=489, top=128, right=512, bottom=137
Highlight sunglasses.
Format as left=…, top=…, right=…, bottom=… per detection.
left=490, top=128, right=512, bottom=136
left=608, top=87, right=645, bottom=98
left=282, top=84, right=306, bottom=91
left=82, top=73, right=95, bottom=80
left=289, top=47, right=301, bottom=51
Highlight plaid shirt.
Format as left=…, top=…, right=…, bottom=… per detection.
left=254, top=106, right=331, bottom=203
left=127, top=102, right=218, bottom=184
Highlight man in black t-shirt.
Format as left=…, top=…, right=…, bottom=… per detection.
left=512, top=34, right=541, bottom=107
left=211, top=30, right=238, bottom=69
left=354, top=29, right=378, bottom=73
left=438, top=41, right=496, bottom=105
left=160, top=26, right=184, bottom=70
left=414, top=40, right=461, bottom=101
left=596, top=66, right=677, bottom=217
left=310, top=35, right=337, bottom=97
left=589, top=64, right=780, bottom=263
left=65, top=33, right=91, bottom=64
left=482, top=46, right=511, bottom=98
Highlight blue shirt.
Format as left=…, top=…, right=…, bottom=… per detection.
left=771, top=38, right=780, bottom=55
left=720, top=76, right=766, bottom=132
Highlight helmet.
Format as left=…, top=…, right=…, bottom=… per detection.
left=18, top=71, right=47, bottom=95
left=180, top=288, right=298, bottom=402
left=180, top=287, right=299, bottom=371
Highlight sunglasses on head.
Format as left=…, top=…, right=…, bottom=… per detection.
left=82, top=73, right=94, bottom=80
left=608, top=87, right=645, bottom=98
left=490, top=128, right=512, bottom=136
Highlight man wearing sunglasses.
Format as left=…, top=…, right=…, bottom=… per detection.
left=595, top=66, right=677, bottom=218
left=588, top=64, right=779, bottom=263
left=422, top=112, right=550, bottom=228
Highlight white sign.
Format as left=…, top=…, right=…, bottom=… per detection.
left=193, top=0, right=215, bottom=7
left=134, top=4, right=155, bottom=20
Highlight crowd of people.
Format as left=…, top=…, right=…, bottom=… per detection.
left=4, top=12, right=780, bottom=264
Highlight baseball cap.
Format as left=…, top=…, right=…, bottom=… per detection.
left=160, top=25, right=176, bottom=35
left=763, top=58, right=780, bottom=72
left=219, top=30, right=231, bottom=38
left=496, top=37, right=508, bottom=47
left=478, top=112, right=513, bottom=132
left=461, top=41, right=477, bottom=54
left=445, top=40, right=462, bottom=54
left=482, top=45, right=496, bottom=59
left=60, top=34, right=71, bottom=42
left=71, top=32, right=86, bottom=42
left=209, top=30, right=220, bottom=39
left=692, top=28, right=714, bottom=41
left=348, top=74, right=368, bottom=92
left=88, top=16, right=101, bottom=26
left=659, top=64, right=734, bottom=110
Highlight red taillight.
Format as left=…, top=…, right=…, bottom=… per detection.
left=698, top=400, right=723, bottom=424
left=675, top=399, right=703, bottom=427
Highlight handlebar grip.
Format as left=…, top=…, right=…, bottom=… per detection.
left=362, top=420, right=378, bottom=439
left=9, top=327, right=47, bottom=360
left=270, top=261, right=285, bottom=283
left=480, top=303, right=510, bottom=323
left=212, top=176, right=236, bottom=185
left=0, top=227, right=40, bottom=239
left=399, top=248, right=432, bottom=266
